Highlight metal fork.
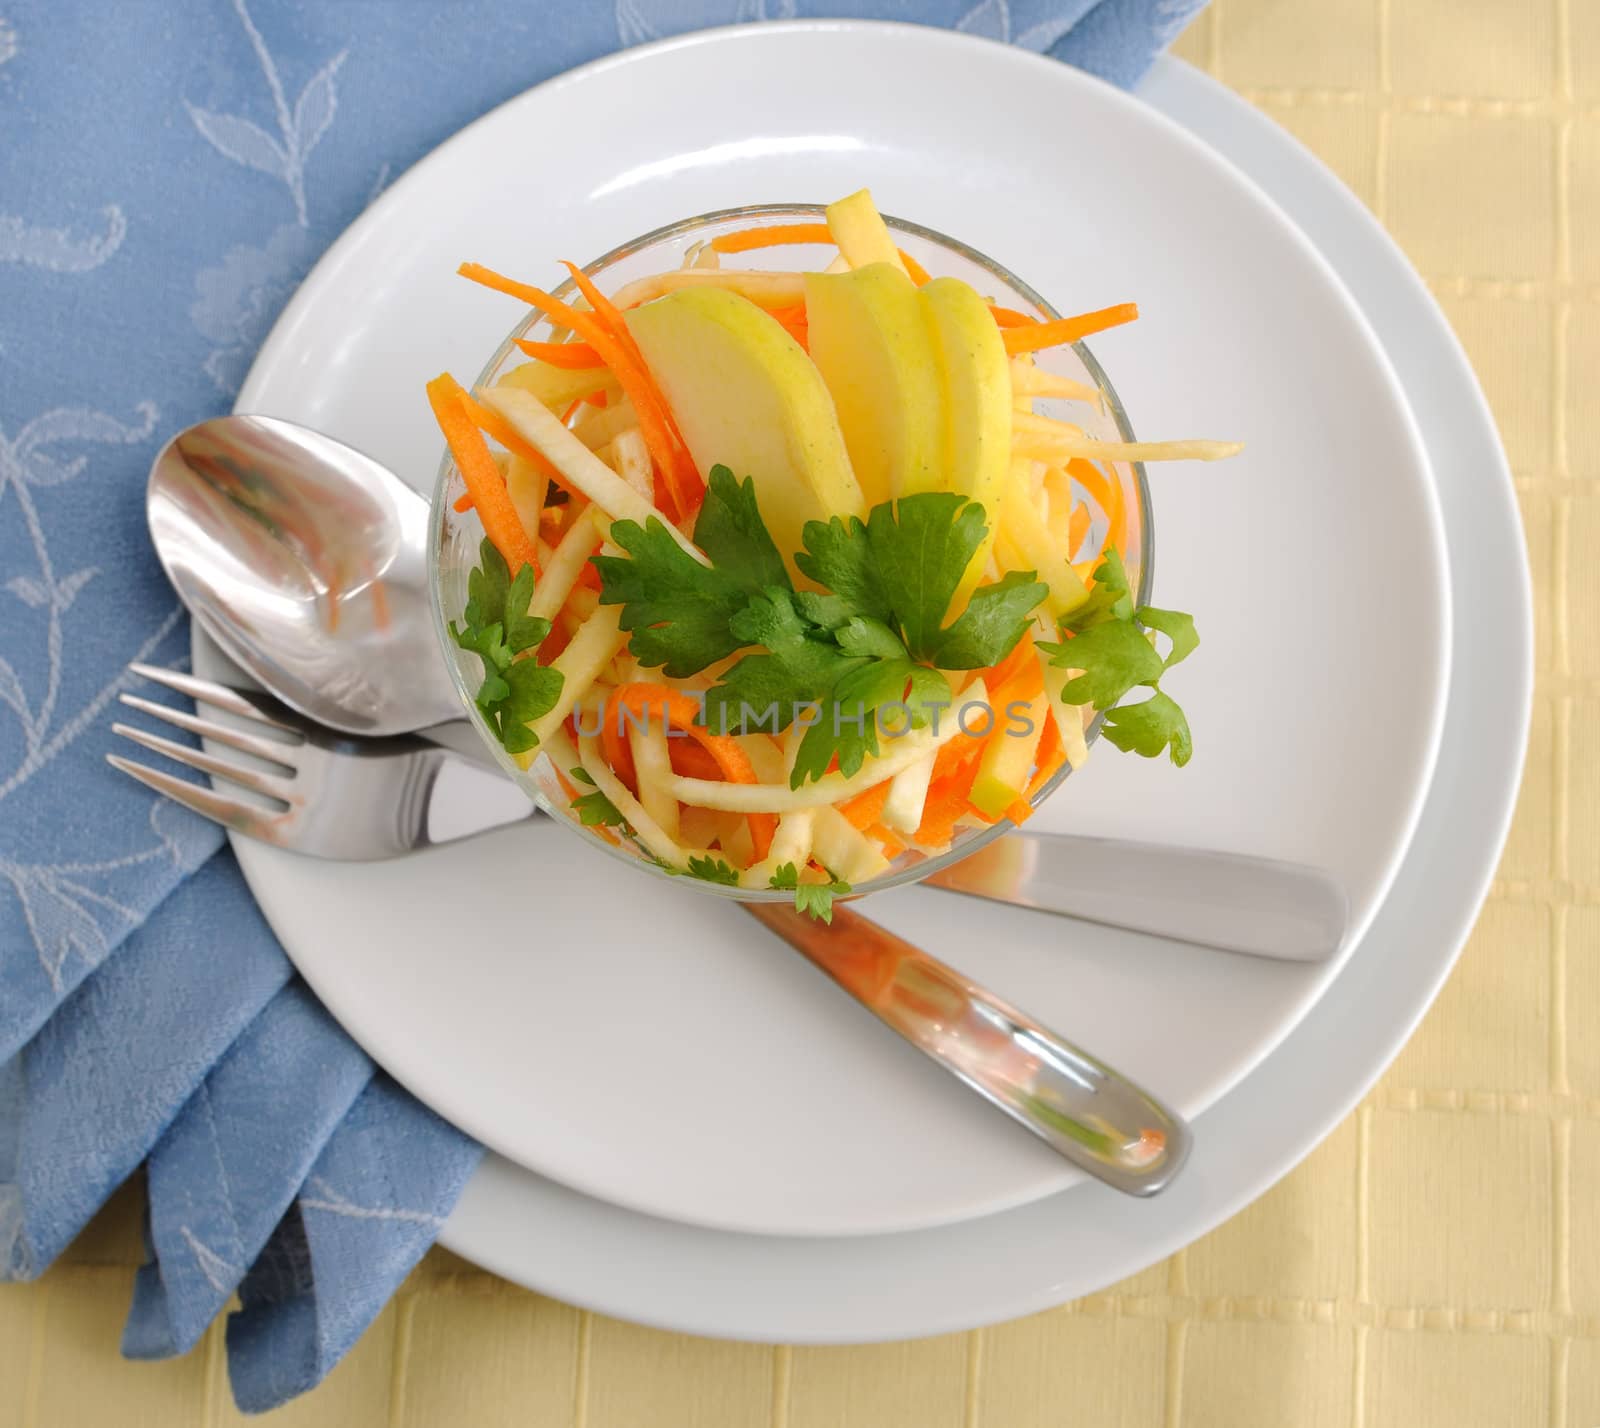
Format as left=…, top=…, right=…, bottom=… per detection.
left=108, top=663, right=535, bottom=859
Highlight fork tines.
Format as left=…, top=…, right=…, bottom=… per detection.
left=107, top=664, right=300, bottom=833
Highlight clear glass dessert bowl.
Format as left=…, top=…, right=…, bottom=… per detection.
left=429, top=203, right=1152, bottom=902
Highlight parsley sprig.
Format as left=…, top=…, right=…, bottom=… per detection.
left=450, top=538, right=563, bottom=754
left=567, top=766, right=630, bottom=830
left=1037, top=550, right=1198, bottom=766
left=595, top=467, right=1049, bottom=788
left=768, top=862, right=851, bottom=923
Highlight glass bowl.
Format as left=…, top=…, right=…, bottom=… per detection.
left=428, top=203, right=1153, bottom=902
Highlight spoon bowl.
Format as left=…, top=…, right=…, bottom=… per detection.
left=148, top=414, right=462, bottom=736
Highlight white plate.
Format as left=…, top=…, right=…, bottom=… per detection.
left=228, top=24, right=1449, bottom=1238
left=429, top=52, right=1530, bottom=1340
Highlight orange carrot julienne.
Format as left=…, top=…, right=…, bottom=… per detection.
left=1025, top=716, right=1065, bottom=802
left=866, top=823, right=906, bottom=859
left=453, top=492, right=474, bottom=513
left=458, top=389, right=571, bottom=498
left=1002, top=303, right=1139, bottom=356
left=897, top=248, right=932, bottom=286
left=513, top=337, right=606, bottom=369
left=609, top=683, right=777, bottom=861
left=1067, top=457, right=1125, bottom=559
left=599, top=704, right=638, bottom=793
left=560, top=261, right=640, bottom=360
left=668, top=740, right=723, bottom=781
left=710, top=222, right=834, bottom=253
left=838, top=779, right=891, bottom=831
left=426, top=373, right=540, bottom=576
left=459, top=264, right=701, bottom=520
left=1067, top=500, right=1092, bottom=558
left=988, top=304, right=1036, bottom=328
left=1002, top=796, right=1035, bottom=826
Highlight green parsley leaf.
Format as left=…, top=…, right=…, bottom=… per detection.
left=592, top=467, right=793, bottom=678
left=834, top=616, right=908, bottom=662
left=693, top=466, right=793, bottom=591
left=767, top=862, right=851, bottom=922
left=932, top=568, right=1050, bottom=669
left=1050, top=619, right=1165, bottom=709
left=571, top=786, right=629, bottom=828
left=1062, top=546, right=1134, bottom=633
left=1136, top=606, right=1199, bottom=669
left=568, top=766, right=597, bottom=786
left=1038, top=551, right=1199, bottom=767
left=1103, top=690, right=1194, bottom=766
left=450, top=538, right=560, bottom=753
left=685, top=854, right=741, bottom=886
left=498, top=660, right=563, bottom=755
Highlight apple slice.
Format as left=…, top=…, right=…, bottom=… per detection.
left=804, top=263, right=943, bottom=506
left=919, top=275, right=1013, bottom=590
left=825, top=188, right=907, bottom=274
left=968, top=689, right=1050, bottom=819
left=624, top=286, right=864, bottom=570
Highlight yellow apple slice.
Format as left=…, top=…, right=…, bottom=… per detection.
left=825, top=188, right=907, bottom=275
left=624, top=286, right=863, bottom=573
left=919, top=275, right=1013, bottom=589
left=804, top=263, right=943, bottom=506
left=969, top=689, right=1050, bottom=818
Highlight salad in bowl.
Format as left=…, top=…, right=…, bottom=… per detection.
left=428, top=191, right=1239, bottom=920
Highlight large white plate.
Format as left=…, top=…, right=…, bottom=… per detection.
left=229, top=24, right=1448, bottom=1238
left=430, top=52, right=1530, bottom=1340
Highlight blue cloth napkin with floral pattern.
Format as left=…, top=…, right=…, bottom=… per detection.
left=0, top=0, right=1202, bottom=1410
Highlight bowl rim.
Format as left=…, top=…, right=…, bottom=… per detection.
left=427, top=202, right=1154, bottom=901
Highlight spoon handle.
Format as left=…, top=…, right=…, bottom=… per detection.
left=921, top=832, right=1348, bottom=962
left=740, top=901, right=1191, bottom=1197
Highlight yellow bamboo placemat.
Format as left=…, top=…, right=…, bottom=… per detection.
left=4, top=2, right=1588, bottom=1422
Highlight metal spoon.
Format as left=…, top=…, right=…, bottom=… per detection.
left=149, top=413, right=1346, bottom=961
left=148, top=415, right=461, bottom=736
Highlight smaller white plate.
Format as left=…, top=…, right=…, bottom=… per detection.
left=230, top=24, right=1449, bottom=1238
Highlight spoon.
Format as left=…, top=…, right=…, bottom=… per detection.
left=149, top=413, right=1346, bottom=961
left=148, top=415, right=461, bottom=737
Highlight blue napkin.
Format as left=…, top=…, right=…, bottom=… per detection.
left=0, top=0, right=1203, bottom=1410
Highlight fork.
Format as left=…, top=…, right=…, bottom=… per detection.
left=109, top=661, right=1193, bottom=1193
left=108, top=663, right=535, bottom=859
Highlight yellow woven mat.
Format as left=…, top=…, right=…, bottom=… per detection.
left=4, top=2, right=1588, bottom=1422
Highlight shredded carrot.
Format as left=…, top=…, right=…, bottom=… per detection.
left=458, top=262, right=703, bottom=520
left=865, top=823, right=906, bottom=859
left=459, top=389, right=571, bottom=499
left=513, top=337, right=606, bottom=369
left=897, top=248, right=932, bottom=286
left=1067, top=500, right=1092, bottom=559
left=560, top=398, right=583, bottom=425
left=767, top=302, right=810, bottom=349
left=1067, top=457, right=1126, bottom=559
left=985, top=634, right=1037, bottom=698
left=838, top=779, right=891, bottom=831
left=988, top=305, right=1036, bottom=328
left=1001, top=796, right=1034, bottom=826
left=426, top=373, right=540, bottom=576
left=668, top=740, right=723, bottom=781
left=560, top=261, right=643, bottom=363
left=608, top=683, right=777, bottom=860
left=453, top=492, right=474, bottom=513
left=537, top=620, right=572, bottom=664
left=582, top=388, right=609, bottom=408
left=711, top=222, right=834, bottom=253
left=1002, top=303, right=1139, bottom=356
left=599, top=707, right=638, bottom=793
left=1024, top=715, right=1065, bottom=801
left=576, top=560, right=602, bottom=592
left=915, top=773, right=978, bottom=845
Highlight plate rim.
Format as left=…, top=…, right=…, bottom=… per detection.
left=226, top=21, right=1456, bottom=1237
